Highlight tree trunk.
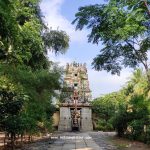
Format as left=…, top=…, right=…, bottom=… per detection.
left=144, top=1, right=150, bottom=16
left=4, top=132, right=7, bottom=147
left=28, top=135, right=31, bottom=142
left=144, top=64, right=150, bottom=88
left=11, top=133, right=15, bottom=150
left=21, top=134, right=23, bottom=146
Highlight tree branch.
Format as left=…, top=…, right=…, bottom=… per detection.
left=125, top=40, right=146, bottom=66
left=143, top=0, right=150, bottom=16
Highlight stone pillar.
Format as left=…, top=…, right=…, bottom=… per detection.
left=58, top=107, right=72, bottom=131
left=81, top=107, right=93, bottom=131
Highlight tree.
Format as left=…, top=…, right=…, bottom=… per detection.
left=92, top=68, right=150, bottom=141
left=112, top=69, right=150, bottom=142
left=0, top=0, right=69, bottom=69
left=114, top=0, right=150, bottom=16
left=0, top=63, right=62, bottom=126
left=92, top=93, right=117, bottom=122
left=0, top=0, right=69, bottom=148
left=0, top=75, right=28, bottom=149
left=92, top=92, right=122, bottom=131
left=43, top=29, right=69, bottom=54
left=72, top=0, right=150, bottom=83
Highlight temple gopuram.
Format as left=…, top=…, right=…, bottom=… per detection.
left=58, top=62, right=93, bottom=131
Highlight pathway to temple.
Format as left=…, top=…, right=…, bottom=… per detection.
left=19, top=131, right=117, bottom=150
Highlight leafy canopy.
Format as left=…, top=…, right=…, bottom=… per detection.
left=0, top=0, right=69, bottom=70
left=0, top=0, right=69, bottom=145
left=73, top=0, right=150, bottom=80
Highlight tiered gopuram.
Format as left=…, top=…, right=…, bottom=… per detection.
left=58, top=62, right=93, bottom=131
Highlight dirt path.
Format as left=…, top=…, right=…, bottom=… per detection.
left=110, top=136, right=150, bottom=150
left=89, top=132, right=150, bottom=150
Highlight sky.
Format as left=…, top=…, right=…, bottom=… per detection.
left=40, top=0, right=132, bottom=98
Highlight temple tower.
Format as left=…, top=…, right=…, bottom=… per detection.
left=58, top=62, right=93, bottom=131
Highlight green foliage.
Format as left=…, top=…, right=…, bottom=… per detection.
left=112, top=101, right=129, bottom=137
left=92, top=93, right=118, bottom=121
left=112, top=70, right=150, bottom=143
left=0, top=0, right=69, bottom=148
left=73, top=1, right=150, bottom=141
left=73, top=0, right=150, bottom=81
left=0, top=75, right=28, bottom=149
left=92, top=69, right=150, bottom=143
left=0, top=76, right=26, bottom=121
left=97, top=119, right=113, bottom=131
left=0, top=0, right=69, bottom=69
left=0, top=63, right=61, bottom=134
left=125, top=95, right=150, bottom=142
left=92, top=92, right=121, bottom=131
left=43, top=29, right=69, bottom=54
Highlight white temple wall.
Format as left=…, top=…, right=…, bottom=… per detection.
left=80, top=107, right=93, bottom=131
left=58, top=107, right=71, bottom=131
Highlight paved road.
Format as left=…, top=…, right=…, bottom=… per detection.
left=19, top=132, right=117, bottom=150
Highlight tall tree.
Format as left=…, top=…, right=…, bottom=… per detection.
left=0, top=0, right=69, bottom=148
left=72, top=0, right=150, bottom=83
left=0, top=0, right=69, bottom=69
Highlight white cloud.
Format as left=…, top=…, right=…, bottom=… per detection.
left=48, top=52, right=72, bottom=67
left=88, top=68, right=131, bottom=98
left=40, top=0, right=88, bottom=43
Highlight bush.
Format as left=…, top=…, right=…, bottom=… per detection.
left=128, top=120, right=144, bottom=141
left=96, top=119, right=113, bottom=131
